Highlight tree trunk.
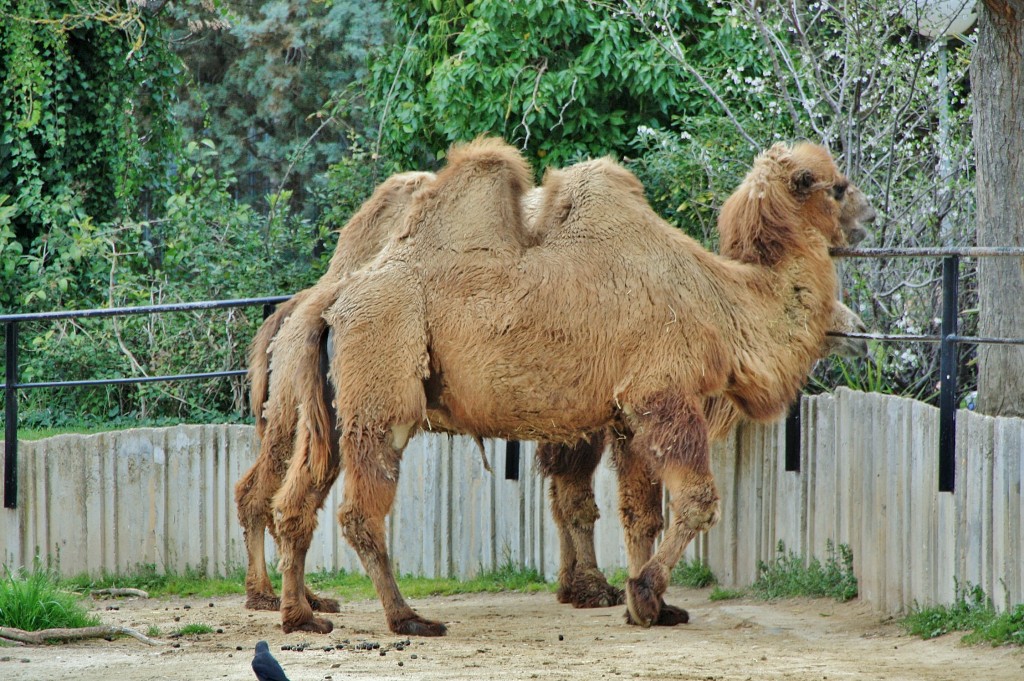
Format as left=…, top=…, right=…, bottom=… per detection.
left=973, top=0, right=1024, bottom=417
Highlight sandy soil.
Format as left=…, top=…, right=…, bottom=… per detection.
left=2, top=587, right=1021, bottom=681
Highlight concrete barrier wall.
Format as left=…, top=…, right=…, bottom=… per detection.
left=2, top=387, right=1021, bottom=613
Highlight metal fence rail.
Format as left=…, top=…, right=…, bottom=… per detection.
left=2, top=247, right=1024, bottom=509
left=1, top=295, right=289, bottom=508
left=825, top=247, right=1024, bottom=495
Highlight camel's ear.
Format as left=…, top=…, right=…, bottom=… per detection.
left=791, top=167, right=816, bottom=195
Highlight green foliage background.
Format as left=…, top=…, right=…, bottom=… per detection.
left=0, top=0, right=979, bottom=427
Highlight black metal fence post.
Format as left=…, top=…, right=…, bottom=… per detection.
left=938, top=255, right=959, bottom=493
left=784, top=397, right=801, bottom=472
left=4, top=321, right=18, bottom=508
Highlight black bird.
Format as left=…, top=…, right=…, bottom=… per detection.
left=252, top=640, right=290, bottom=681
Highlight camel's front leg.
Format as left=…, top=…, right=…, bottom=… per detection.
left=612, top=433, right=688, bottom=626
left=539, top=431, right=623, bottom=608
left=622, top=394, right=720, bottom=628
left=339, top=431, right=446, bottom=637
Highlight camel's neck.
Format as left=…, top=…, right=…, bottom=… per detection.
left=717, top=247, right=836, bottom=422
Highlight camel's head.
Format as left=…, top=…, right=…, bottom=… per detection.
left=837, top=182, right=875, bottom=246
left=719, top=142, right=853, bottom=266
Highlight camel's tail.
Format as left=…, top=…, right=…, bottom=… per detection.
left=291, top=282, right=346, bottom=486
left=247, top=293, right=305, bottom=437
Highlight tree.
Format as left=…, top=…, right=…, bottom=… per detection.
left=167, top=0, right=390, bottom=217
left=368, top=0, right=766, bottom=173
left=618, top=0, right=976, bottom=401
left=973, top=0, right=1024, bottom=417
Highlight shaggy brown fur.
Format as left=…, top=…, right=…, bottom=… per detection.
left=234, top=170, right=436, bottom=612
left=268, top=138, right=853, bottom=636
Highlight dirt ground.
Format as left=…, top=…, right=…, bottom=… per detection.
left=3, top=586, right=1021, bottom=681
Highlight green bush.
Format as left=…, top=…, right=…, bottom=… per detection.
left=751, top=540, right=858, bottom=602
left=671, top=558, right=717, bottom=589
left=903, top=584, right=1024, bottom=646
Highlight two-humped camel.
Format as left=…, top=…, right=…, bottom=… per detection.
left=264, top=137, right=855, bottom=635
left=235, top=154, right=872, bottom=618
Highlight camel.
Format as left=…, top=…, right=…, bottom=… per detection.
left=264, top=137, right=856, bottom=636
left=235, top=169, right=437, bottom=612
left=237, top=154, right=872, bottom=616
left=542, top=180, right=875, bottom=610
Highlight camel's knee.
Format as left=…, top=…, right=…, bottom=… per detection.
left=235, top=466, right=277, bottom=527
left=552, top=477, right=600, bottom=527
left=338, top=505, right=387, bottom=555
left=620, top=498, right=663, bottom=540
left=667, top=469, right=720, bottom=533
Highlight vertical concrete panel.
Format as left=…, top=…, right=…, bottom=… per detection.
left=811, top=393, right=837, bottom=562
left=707, top=425, right=739, bottom=585
left=961, top=412, right=993, bottom=592
left=857, top=395, right=882, bottom=608
left=593, top=451, right=627, bottom=572
left=991, top=418, right=1020, bottom=609
left=733, top=422, right=764, bottom=585
left=908, top=399, right=939, bottom=606
left=225, top=426, right=255, bottom=571
left=773, top=417, right=803, bottom=564
left=29, top=440, right=49, bottom=568
left=421, top=433, right=447, bottom=578
left=492, top=439, right=527, bottom=569
left=43, top=436, right=84, bottom=574
left=884, top=395, right=908, bottom=613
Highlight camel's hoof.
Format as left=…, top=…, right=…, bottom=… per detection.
left=624, top=599, right=689, bottom=627
left=308, top=594, right=341, bottom=613
left=625, top=577, right=661, bottom=628
left=391, top=615, right=447, bottom=637
left=653, top=603, right=689, bottom=626
left=561, top=573, right=622, bottom=606
left=245, top=593, right=281, bottom=611
left=282, top=616, right=334, bottom=634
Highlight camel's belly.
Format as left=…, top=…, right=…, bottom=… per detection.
left=426, top=359, right=615, bottom=443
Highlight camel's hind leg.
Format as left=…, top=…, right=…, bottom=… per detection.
left=237, top=317, right=340, bottom=614
left=338, top=430, right=447, bottom=636
left=538, top=431, right=623, bottom=608
left=235, top=453, right=282, bottom=611
left=273, top=423, right=343, bottom=634
left=621, top=394, right=720, bottom=628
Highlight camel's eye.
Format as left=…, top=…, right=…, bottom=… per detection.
left=833, top=181, right=848, bottom=201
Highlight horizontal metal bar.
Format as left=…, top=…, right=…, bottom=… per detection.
left=826, top=331, right=1024, bottom=346
left=0, top=295, right=291, bottom=324
left=826, top=331, right=941, bottom=342
left=830, top=246, right=1024, bottom=258
left=0, top=370, right=247, bottom=391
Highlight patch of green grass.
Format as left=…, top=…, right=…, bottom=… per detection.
left=750, top=540, right=858, bottom=602
left=173, top=623, right=214, bottom=636
left=903, top=584, right=1024, bottom=646
left=146, top=625, right=162, bottom=638
left=61, top=561, right=550, bottom=603
left=309, top=561, right=552, bottom=600
left=607, top=568, right=628, bottom=587
left=62, top=563, right=247, bottom=598
left=671, top=559, right=717, bottom=588
left=709, top=587, right=745, bottom=601
left=0, top=565, right=101, bottom=631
